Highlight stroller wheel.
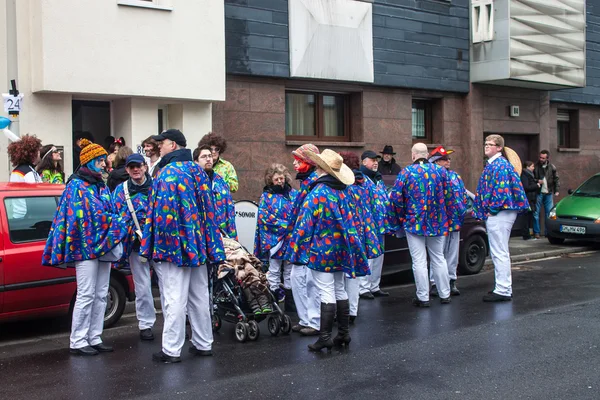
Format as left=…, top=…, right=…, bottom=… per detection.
left=247, top=320, right=260, bottom=341
left=267, top=315, right=281, bottom=336
left=280, top=314, right=292, bottom=335
left=212, top=314, right=222, bottom=333
left=235, top=321, right=248, bottom=343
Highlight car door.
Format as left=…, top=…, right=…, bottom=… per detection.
left=2, top=194, right=76, bottom=315
left=0, top=196, right=5, bottom=314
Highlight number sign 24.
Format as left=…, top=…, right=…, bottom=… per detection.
left=3, top=94, right=24, bottom=113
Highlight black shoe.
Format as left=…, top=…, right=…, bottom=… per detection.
left=430, top=284, right=438, bottom=297
left=91, top=343, right=114, bottom=353
left=372, top=290, right=389, bottom=297
left=412, top=298, right=430, bottom=308
left=349, top=316, right=356, bottom=324
left=308, top=303, right=335, bottom=353
left=300, top=327, right=319, bottom=336
left=69, top=346, right=99, bottom=356
left=440, top=297, right=451, bottom=304
left=152, top=351, right=181, bottom=363
left=483, top=292, right=512, bottom=302
left=189, top=346, right=213, bottom=357
left=450, top=280, right=460, bottom=296
left=359, top=292, right=375, bottom=300
left=140, top=329, right=154, bottom=341
left=333, top=299, right=351, bottom=348
left=292, top=324, right=307, bottom=333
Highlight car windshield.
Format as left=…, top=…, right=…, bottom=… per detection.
left=574, top=175, right=600, bottom=197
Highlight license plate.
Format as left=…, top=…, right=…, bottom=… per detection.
left=560, top=225, right=586, bottom=234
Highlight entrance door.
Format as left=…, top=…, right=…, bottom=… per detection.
left=72, top=100, right=111, bottom=170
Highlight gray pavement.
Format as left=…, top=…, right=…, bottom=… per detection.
left=1, top=249, right=600, bottom=399
left=488, top=236, right=596, bottom=266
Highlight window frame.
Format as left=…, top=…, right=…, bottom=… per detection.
left=411, top=99, right=433, bottom=143
left=557, top=109, right=577, bottom=149
left=285, top=90, right=351, bottom=142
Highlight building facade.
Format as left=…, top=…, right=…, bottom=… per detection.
left=215, top=0, right=595, bottom=202
left=0, top=0, right=225, bottom=179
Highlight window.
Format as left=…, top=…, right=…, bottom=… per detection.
left=557, top=109, right=573, bottom=148
left=5, top=197, right=58, bottom=243
left=412, top=100, right=432, bottom=142
left=285, top=91, right=349, bottom=141
left=472, top=0, right=494, bottom=43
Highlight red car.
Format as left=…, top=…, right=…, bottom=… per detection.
left=0, top=183, right=134, bottom=327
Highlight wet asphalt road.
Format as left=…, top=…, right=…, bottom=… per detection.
left=1, top=252, right=600, bottom=400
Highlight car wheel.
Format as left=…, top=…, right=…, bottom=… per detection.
left=547, top=236, right=565, bottom=245
left=104, top=276, right=127, bottom=328
left=458, top=234, right=487, bottom=275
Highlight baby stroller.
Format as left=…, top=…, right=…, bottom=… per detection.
left=210, top=236, right=292, bottom=342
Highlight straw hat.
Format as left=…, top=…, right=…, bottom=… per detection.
left=304, top=149, right=355, bottom=186
left=504, top=146, right=522, bottom=175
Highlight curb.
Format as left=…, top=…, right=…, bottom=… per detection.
left=483, top=246, right=595, bottom=266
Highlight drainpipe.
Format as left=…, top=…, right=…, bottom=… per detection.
left=5, top=0, right=19, bottom=139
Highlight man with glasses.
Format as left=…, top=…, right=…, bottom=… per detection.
left=142, top=129, right=225, bottom=363
left=113, top=154, right=156, bottom=341
left=474, top=135, right=529, bottom=302
left=199, top=133, right=239, bottom=193
left=428, top=146, right=467, bottom=296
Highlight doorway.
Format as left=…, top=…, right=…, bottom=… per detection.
left=72, top=100, right=111, bottom=170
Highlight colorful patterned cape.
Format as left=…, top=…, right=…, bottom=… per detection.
left=285, top=181, right=371, bottom=278
left=213, top=157, right=239, bottom=193
left=273, top=171, right=319, bottom=260
left=254, top=186, right=298, bottom=260
left=473, top=156, right=530, bottom=220
left=212, top=172, right=238, bottom=240
left=362, top=176, right=392, bottom=236
left=446, top=169, right=468, bottom=231
left=140, top=162, right=225, bottom=267
left=389, top=161, right=456, bottom=237
left=42, top=177, right=127, bottom=266
left=347, top=175, right=383, bottom=259
left=112, top=180, right=150, bottom=265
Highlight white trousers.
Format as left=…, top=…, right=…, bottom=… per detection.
left=70, top=259, right=111, bottom=349
left=430, top=230, right=460, bottom=283
left=359, top=254, right=384, bottom=294
left=486, top=211, right=518, bottom=296
left=310, top=270, right=348, bottom=304
left=290, top=264, right=319, bottom=329
left=267, top=241, right=291, bottom=290
left=345, top=276, right=360, bottom=317
left=130, top=252, right=156, bottom=330
left=406, top=232, right=450, bottom=301
left=157, top=262, right=212, bottom=357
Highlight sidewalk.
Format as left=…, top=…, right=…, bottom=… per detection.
left=485, top=237, right=597, bottom=267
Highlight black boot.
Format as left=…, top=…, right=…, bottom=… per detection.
left=333, top=299, right=351, bottom=347
left=284, top=289, right=296, bottom=313
left=308, top=303, right=335, bottom=353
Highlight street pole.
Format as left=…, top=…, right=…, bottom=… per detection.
left=5, top=0, right=19, bottom=178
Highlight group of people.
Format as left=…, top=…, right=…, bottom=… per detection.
left=7, top=134, right=64, bottom=184
left=31, top=124, right=530, bottom=361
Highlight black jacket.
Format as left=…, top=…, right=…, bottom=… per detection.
left=520, top=169, right=539, bottom=212
left=378, top=158, right=402, bottom=176
left=534, top=161, right=560, bottom=194
left=107, top=163, right=129, bottom=192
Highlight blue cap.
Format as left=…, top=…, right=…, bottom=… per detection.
left=125, top=153, right=145, bottom=166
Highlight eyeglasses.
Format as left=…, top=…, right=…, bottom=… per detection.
left=210, top=147, right=220, bottom=153
left=484, top=143, right=499, bottom=148
left=199, top=155, right=212, bottom=160
left=127, top=163, right=143, bottom=169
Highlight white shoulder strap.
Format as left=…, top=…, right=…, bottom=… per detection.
left=123, top=183, right=142, bottom=234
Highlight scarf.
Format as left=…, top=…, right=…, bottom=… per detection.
left=72, top=166, right=104, bottom=185
left=360, top=165, right=383, bottom=183
left=263, top=182, right=292, bottom=197
left=296, top=167, right=315, bottom=182
left=156, top=148, right=193, bottom=169
left=311, top=174, right=347, bottom=191
left=353, top=170, right=365, bottom=186
left=127, top=173, right=152, bottom=196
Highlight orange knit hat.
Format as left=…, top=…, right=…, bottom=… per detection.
left=79, top=139, right=108, bottom=165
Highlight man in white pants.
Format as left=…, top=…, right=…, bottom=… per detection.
left=427, top=146, right=467, bottom=297
left=141, top=129, right=225, bottom=363
left=389, top=143, right=461, bottom=307
left=113, top=154, right=156, bottom=341
left=474, top=135, right=529, bottom=302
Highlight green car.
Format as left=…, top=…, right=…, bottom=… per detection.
left=546, top=172, right=600, bottom=244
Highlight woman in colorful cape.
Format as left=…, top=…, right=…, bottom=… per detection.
left=36, top=144, right=64, bottom=184
left=286, top=149, right=370, bottom=353
left=276, top=144, right=322, bottom=336
left=42, top=139, right=127, bottom=356
left=254, top=163, right=298, bottom=302
left=339, top=151, right=382, bottom=323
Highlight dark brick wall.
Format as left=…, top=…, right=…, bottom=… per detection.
left=372, top=0, right=470, bottom=93
left=225, top=0, right=290, bottom=77
left=550, top=0, right=600, bottom=105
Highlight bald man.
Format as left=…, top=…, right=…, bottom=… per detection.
left=388, top=143, right=461, bottom=307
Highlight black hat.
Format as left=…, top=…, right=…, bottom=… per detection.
left=125, top=153, right=145, bottom=167
left=361, top=150, right=381, bottom=161
left=380, top=145, right=396, bottom=155
left=152, top=129, right=187, bottom=147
